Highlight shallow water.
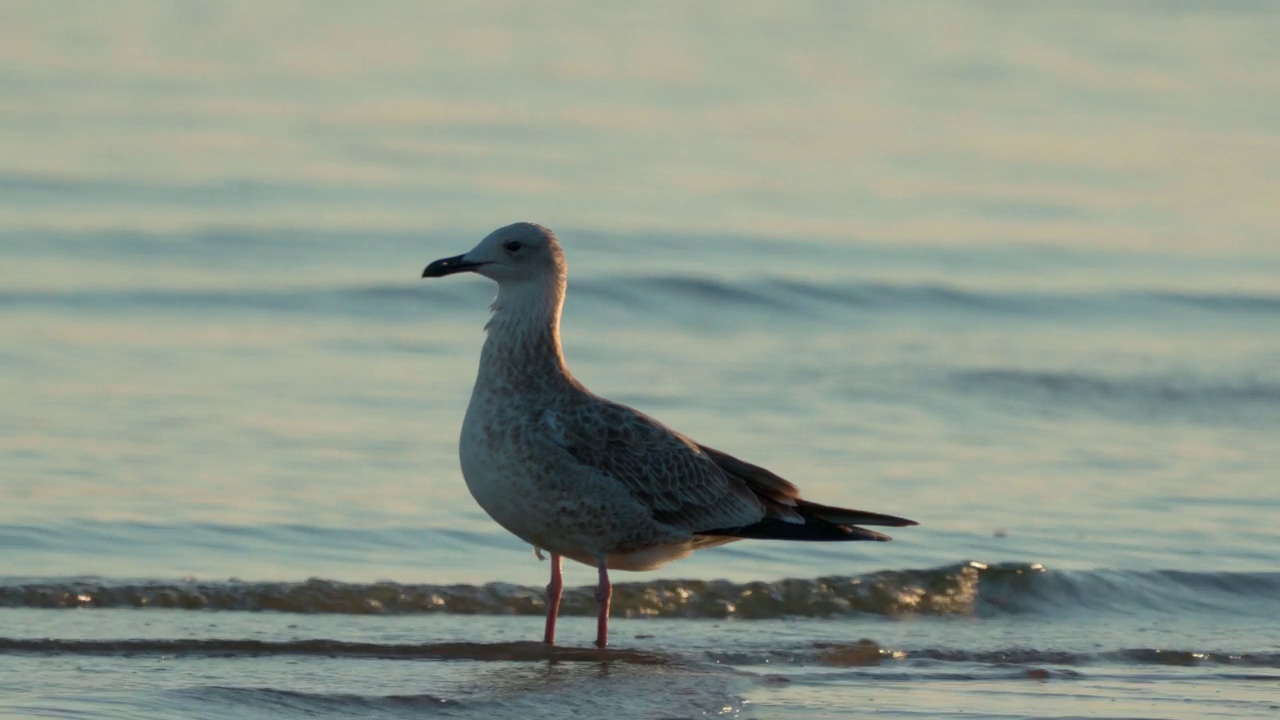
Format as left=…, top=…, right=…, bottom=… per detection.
left=3, top=2, right=1279, bottom=718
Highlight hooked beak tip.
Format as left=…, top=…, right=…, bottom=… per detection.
left=422, top=254, right=482, bottom=279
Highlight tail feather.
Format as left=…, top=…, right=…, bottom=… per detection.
left=697, top=516, right=893, bottom=542
left=695, top=442, right=918, bottom=541
left=797, top=500, right=918, bottom=528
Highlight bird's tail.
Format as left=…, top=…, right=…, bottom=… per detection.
left=697, top=501, right=917, bottom=543
left=796, top=500, right=918, bottom=528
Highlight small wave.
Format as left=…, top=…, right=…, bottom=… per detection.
left=0, top=638, right=667, bottom=664
left=583, top=275, right=1036, bottom=315
left=185, top=687, right=456, bottom=714
left=4, top=563, right=1276, bottom=618
left=2, top=637, right=1274, bottom=670
left=0, top=562, right=995, bottom=617
left=711, top=638, right=1280, bottom=666
left=954, top=368, right=1280, bottom=423
left=710, top=641, right=1280, bottom=669
left=0, top=284, right=490, bottom=323
left=647, top=276, right=781, bottom=307
left=5, top=276, right=1279, bottom=323
left=0, top=288, right=327, bottom=315
left=1149, top=290, right=1280, bottom=314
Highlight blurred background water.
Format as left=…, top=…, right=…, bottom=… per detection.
left=1, top=2, right=1278, bottom=718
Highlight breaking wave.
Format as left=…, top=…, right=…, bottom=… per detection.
left=4, top=563, right=1276, bottom=619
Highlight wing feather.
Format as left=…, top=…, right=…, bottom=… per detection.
left=543, top=401, right=765, bottom=533
left=542, top=400, right=916, bottom=542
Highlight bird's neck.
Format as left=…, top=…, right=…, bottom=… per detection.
left=476, top=277, right=576, bottom=392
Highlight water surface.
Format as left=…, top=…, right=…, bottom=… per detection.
left=2, top=2, right=1278, bottom=718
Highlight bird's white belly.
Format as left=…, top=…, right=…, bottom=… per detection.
left=457, top=401, right=690, bottom=568
left=458, top=412, right=538, bottom=540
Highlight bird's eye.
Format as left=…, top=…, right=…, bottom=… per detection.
left=505, top=240, right=522, bottom=252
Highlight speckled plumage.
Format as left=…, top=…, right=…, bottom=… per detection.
left=422, top=222, right=916, bottom=645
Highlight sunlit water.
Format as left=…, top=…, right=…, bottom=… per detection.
left=2, top=2, right=1279, bottom=718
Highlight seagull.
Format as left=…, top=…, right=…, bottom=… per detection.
left=422, top=222, right=917, bottom=648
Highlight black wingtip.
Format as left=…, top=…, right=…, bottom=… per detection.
left=696, top=517, right=895, bottom=543
left=797, top=500, right=918, bottom=528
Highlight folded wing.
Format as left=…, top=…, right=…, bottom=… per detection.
left=544, top=399, right=916, bottom=542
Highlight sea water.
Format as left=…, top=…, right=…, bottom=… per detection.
left=2, top=2, right=1278, bottom=718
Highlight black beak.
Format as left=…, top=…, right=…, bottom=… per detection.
left=422, top=254, right=486, bottom=278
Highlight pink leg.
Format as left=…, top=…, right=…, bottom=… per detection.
left=594, top=554, right=612, bottom=648
left=543, top=553, right=563, bottom=645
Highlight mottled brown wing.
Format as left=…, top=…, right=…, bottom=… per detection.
left=544, top=400, right=767, bottom=533
left=696, top=444, right=802, bottom=506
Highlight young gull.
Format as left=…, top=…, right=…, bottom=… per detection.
left=422, top=222, right=917, bottom=647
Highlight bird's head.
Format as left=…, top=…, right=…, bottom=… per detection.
left=422, top=222, right=565, bottom=287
